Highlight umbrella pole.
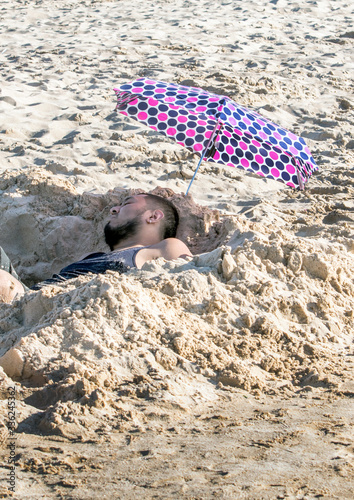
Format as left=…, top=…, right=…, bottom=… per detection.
left=185, top=153, right=205, bottom=196
left=185, top=120, right=221, bottom=196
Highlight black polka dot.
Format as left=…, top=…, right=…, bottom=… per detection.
left=222, top=153, right=229, bottom=162
left=137, top=101, right=148, bottom=110
left=231, top=155, right=240, bottom=165
left=236, top=148, right=244, bottom=157
left=221, top=136, right=229, bottom=145
left=127, top=106, right=138, bottom=115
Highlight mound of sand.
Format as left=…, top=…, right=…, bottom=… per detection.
left=0, top=169, right=353, bottom=441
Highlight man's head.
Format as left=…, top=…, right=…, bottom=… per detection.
left=104, top=193, right=179, bottom=250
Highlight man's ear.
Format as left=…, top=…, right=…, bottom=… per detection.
left=147, top=209, right=164, bottom=224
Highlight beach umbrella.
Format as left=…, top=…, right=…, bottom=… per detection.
left=114, top=78, right=318, bottom=193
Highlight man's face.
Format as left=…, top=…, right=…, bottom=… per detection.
left=104, top=195, right=148, bottom=250
left=108, top=195, right=148, bottom=228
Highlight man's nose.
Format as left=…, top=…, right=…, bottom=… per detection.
left=110, top=205, right=120, bottom=215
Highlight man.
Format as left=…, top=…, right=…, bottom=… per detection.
left=0, top=193, right=192, bottom=303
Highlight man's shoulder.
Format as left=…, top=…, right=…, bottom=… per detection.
left=152, top=238, right=190, bottom=251
left=135, top=238, right=192, bottom=268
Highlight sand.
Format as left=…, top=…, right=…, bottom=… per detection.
left=0, top=0, right=353, bottom=498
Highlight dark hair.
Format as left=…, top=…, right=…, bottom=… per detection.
left=142, top=194, right=179, bottom=239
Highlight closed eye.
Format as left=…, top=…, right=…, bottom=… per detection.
left=121, top=197, right=134, bottom=206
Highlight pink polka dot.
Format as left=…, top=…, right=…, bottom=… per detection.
left=227, top=162, right=235, bottom=167
left=195, top=106, right=207, bottom=112
left=274, top=132, right=281, bottom=140
left=241, top=158, right=249, bottom=168
left=228, top=104, right=236, bottom=111
left=197, top=120, right=207, bottom=126
left=158, top=113, right=168, bottom=121
left=209, top=97, right=219, bottom=102
left=257, top=172, right=265, bottom=177
left=167, top=128, right=176, bottom=136
left=224, top=130, right=232, bottom=138
left=259, top=132, right=267, bottom=140
left=187, top=97, right=198, bottom=102
left=194, top=143, right=203, bottom=152
left=257, top=119, right=266, bottom=126
left=148, top=98, right=159, bottom=106
left=286, top=181, right=296, bottom=188
left=132, top=87, right=143, bottom=93
left=234, top=129, right=243, bottom=137
left=165, top=96, right=176, bottom=102
left=243, top=117, right=251, bottom=126
left=255, top=154, right=264, bottom=164
left=120, top=111, right=128, bottom=116
left=270, top=151, right=279, bottom=160
left=252, top=140, right=261, bottom=148
left=289, top=146, right=298, bottom=155
left=177, top=141, right=185, bottom=147
left=271, top=168, right=280, bottom=178
left=239, top=141, right=248, bottom=151
left=213, top=150, right=220, bottom=160
left=229, top=117, right=237, bottom=127
left=286, top=164, right=296, bottom=174
left=137, top=111, right=148, bottom=120
left=156, top=88, right=166, bottom=93
left=205, top=130, right=212, bottom=139
left=150, top=126, right=157, bottom=131
left=288, top=132, right=297, bottom=141
left=186, top=129, right=195, bottom=137
left=145, top=79, right=156, bottom=84
left=178, top=116, right=188, bottom=123
left=226, top=145, right=234, bottom=155
left=169, top=104, right=180, bottom=110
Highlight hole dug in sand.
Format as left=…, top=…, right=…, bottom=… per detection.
left=0, top=168, right=353, bottom=441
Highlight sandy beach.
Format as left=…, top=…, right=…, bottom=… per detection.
left=0, top=0, right=353, bottom=498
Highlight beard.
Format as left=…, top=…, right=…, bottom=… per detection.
left=104, top=217, right=142, bottom=251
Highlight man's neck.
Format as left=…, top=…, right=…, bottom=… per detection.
left=112, top=234, right=162, bottom=251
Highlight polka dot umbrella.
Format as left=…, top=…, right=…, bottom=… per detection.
left=114, top=78, right=318, bottom=193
